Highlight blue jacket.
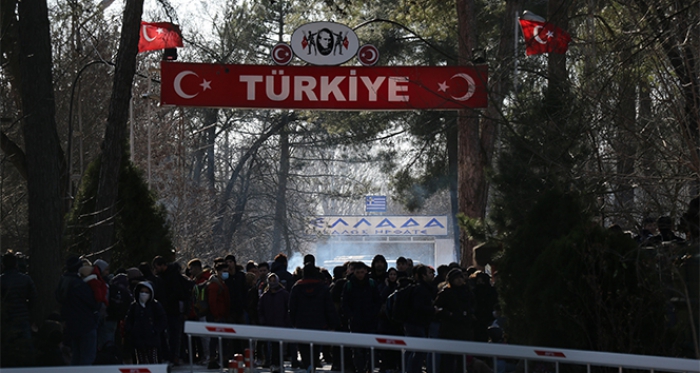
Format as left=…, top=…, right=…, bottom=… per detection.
left=55, top=272, right=99, bottom=337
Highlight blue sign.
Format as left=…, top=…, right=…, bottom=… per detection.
left=308, top=216, right=448, bottom=236
left=366, top=195, right=387, bottom=212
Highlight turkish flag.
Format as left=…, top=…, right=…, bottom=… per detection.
left=519, top=18, right=571, bottom=55
left=138, top=21, right=183, bottom=53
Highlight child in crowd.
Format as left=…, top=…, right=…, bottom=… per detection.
left=124, top=281, right=167, bottom=364
left=79, top=260, right=109, bottom=309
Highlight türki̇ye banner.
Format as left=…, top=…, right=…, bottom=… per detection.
left=160, top=62, right=488, bottom=110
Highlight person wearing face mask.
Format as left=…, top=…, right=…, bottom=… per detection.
left=205, top=262, right=231, bottom=369
left=207, top=262, right=231, bottom=323
left=124, top=281, right=167, bottom=364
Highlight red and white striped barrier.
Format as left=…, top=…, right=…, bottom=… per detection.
left=185, top=321, right=700, bottom=372
left=1, top=364, right=168, bottom=373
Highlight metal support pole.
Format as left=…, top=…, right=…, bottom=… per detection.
left=310, top=342, right=315, bottom=372
left=279, top=341, right=285, bottom=369
left=249, top=338, right=254, bottom=368
left=370, top=347, right=375, bottom=373
left=188, top=334, right=194, bottom=373
left=218, top=337, right=223, bottom=370
left=340, top=345, right=345, bottom=373
left=401, top=349, right=406, bottom=373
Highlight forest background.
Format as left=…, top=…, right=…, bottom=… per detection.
left=1, top=0, right=699, bottom=359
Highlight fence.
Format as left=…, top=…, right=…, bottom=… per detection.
left=1, top=364, right=168, bottom=373
left=184, top=321, right=700, bottom=373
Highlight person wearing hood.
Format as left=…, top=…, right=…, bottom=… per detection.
left=289, top=264, right=338, bottom=370
left=434, top=268, right=475, bottom=372
left=370, top=254, right=388, bottom=287
left=258, top=273, right=291, bottom=373
left=271, top=253, right=295, bottom=291
left=124, top=281, right=167, bottom=364
left=342, top=262, right=381, bottom=373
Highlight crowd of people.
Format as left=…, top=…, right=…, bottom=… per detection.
left=1, top=205, right=696, bottom=372
left=0, top=251, right=504, bottom=373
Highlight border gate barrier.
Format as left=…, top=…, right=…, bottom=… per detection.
left=184, top=321, right=700, bottom=373
left=1, top=364, right=168, bottom=373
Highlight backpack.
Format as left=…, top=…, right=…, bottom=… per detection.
left=192, top=280, right=210, bottom=318
left=384, top=283, right=415, bottom=323
left=107, top=274, right=132, bottom=320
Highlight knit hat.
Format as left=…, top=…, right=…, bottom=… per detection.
left=447, top=268, right=463, bottom=282
left=94, top=259, right=109, bottom=274
left=79, top=265, right=93, bottom=278
left=65, top=256, right=82, bottom=272
left=126, top=267, right=144, bottom=281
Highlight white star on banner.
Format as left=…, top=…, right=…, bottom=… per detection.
left=200, top=79, right=211, bottom=91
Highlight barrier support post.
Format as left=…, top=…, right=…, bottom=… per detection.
left=218, top=336, right=223, bottom=371
left=188, top=334, right=194, bottom=373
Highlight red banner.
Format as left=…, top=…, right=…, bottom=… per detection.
left=160, top=62, right=488, bottom=110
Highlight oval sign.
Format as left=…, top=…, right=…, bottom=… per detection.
left=291, top=22, right=359, bottom=66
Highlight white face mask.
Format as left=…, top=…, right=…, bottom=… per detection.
left=139, top=292, right=151, bottom=303
left=221, top=272, right=229, bottom=280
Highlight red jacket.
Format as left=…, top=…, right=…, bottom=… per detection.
left=84, top=266, right=109, bottom=306
left=207, top=276, right=230, bottom=321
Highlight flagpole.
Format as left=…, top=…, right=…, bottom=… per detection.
left=514, top=10, right=519, bottom=94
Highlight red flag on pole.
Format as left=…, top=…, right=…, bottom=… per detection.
left=519, top=18, right=571, bottom=55
left=138, top=21, right=183, bottom=53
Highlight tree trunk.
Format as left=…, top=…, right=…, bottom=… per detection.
left=272, top=115, right=290, bottom=257
left=90, top=0, right=144, bottom=258
left=17, top=0, right=63, bottom=322
left=456, top=0, right=519, bottom=267
left=447, top=118, right=460, bottom=258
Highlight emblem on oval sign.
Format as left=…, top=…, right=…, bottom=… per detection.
left=291, top=22, right=360, bottom=66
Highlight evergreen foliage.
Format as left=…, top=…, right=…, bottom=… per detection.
left=64, top=153, right=174, bottom=269
left=491, top=90, right=686, bottom=355
left=497, top=189, right=682, bottom=355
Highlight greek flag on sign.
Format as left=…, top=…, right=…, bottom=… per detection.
left=366, top=195, right=387, bottom=212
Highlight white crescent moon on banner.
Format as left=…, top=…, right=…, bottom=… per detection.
left=174, top=71, right=199, bottom=99
left=142, top=25, right=157, bottom=42
left=274, top=48, right=286, bottom=61
left=364, top=49, right=376, bottom=63
left=449, top=73, right=476, bottom=102
left=533, top=26, right=547, bottom=44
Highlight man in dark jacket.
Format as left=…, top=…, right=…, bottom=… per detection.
left=403, top=264, right=437, bottom=373
left=154, top=257, right=191, bottom=365
left=289, top=264, right=338, bottom=370
left=342, top=262, right=381, bottom=373
left=434, top=268, right=475, bottom=372
left=1, top=252, right=37, bottom=367
left=271, top=253, right=295, bottom=292
left=258, top=273, right=290, bottom=373
left=56, top=255, right=100, bottom=365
